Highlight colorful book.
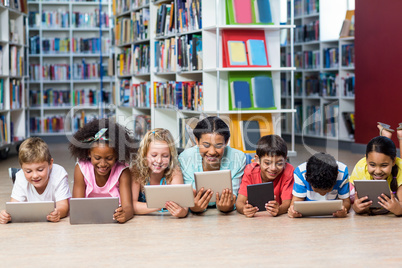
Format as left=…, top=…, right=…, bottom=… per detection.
left=251, top=76, right=275, bottom=108
left=233, top=0, right=252, bottom=23
left=254, top=0, right=272, bottom=23
left=246, top=39, right=268, bottom=66
left=240, top=120, right=261, bottom=151
left=231, top=81, right=252, bottom=109
left=228, top=41, right=248, bottom=65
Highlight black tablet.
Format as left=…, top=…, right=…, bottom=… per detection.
left=354, top=180, right=390, bottom=208
left=247, top=182, right=274, bottom=211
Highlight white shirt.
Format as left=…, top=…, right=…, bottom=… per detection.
left=11, top=163, right=72, bottom=202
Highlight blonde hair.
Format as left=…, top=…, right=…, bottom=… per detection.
left=130, top=128, right=178, bottom=187
left=18, top=137, right=52, bottom=166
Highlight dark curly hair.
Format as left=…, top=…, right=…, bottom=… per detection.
left=306, top=152, right=338, bottom=190
left=193, top=116, right=230, bottom=143
left=256, top=135, right=288, bottom=159
left=366, top=136, right=399, bottom=192
left=68, top=118, right=138, bottom=162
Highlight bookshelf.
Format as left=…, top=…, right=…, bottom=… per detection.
left=281, top=0, right=355, bottom=143
left=27, top=0, right=114, bottom=136
left=0, top=1, right=27, bottom=158
left=114, top=0, right=296, bottom=156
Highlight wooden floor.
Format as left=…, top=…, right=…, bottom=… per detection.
left=1, top=143, right=402, bottom=267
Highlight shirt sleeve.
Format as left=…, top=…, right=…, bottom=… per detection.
left=54, top=169, right=72, bottom=202
left=338, top=166, right=350, bottom=199
left=292, top=166, right=307, bottom=198
left=10, top=171, right=27, bottom=202
left=238, top=165, right=252, bottom=197
left=178, top=154, right=196, bottom=189
left=349, top=158, right=366, bottom=184
left=280, top=164, right=295, bottom=201
left=231, top=153, right=246, bottom=196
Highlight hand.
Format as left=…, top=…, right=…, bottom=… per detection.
left=378, top=192, right=401, bottom=214
left=113, top=206, right=128, bottom=223
left=166, top=201, right=187, bottom=218
left=265, top=200, right=279, bottom=217
left=47, top=208, right=61, bottom=222
left=216, top=189, right=236, bottom=212
left=243, top=201, right=258, bottom=218
left=353, top=193, right=372, bottom=213
left=0, top=210, right=11, bottom=224
left=333, top=206, right=348, bottom=218
left=287, top=205, right=302, bottom=218
left=190, top=188, right=213, bottom=213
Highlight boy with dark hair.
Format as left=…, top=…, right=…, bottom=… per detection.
left=236, top=135, right=294, bottom=217
left=288, top=152, right=350, bottom=218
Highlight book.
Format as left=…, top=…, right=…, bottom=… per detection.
left=240, top=120, right=261, bottom=151
left=339, top=19, right=351, bottom=38
left=342, top=112, right=355, bottom=139
left=227, top=41, right=248, bottom=66
left=251, top=76, right=275, bottom=108
left=254, top=0, right=272, bottom=24
left=233, top=0, right=252, bottom=24
left=230, top=81, right=252, bottom=109
left=246, top=39, right=268, bottom=66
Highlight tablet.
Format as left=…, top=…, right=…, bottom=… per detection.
left=194, top=170, right=232, bottom=203
left=144, top=184, right=195, bottom=208
left=354, top=180, right=390, bottom=208
left=247, top=182, right=274, bottom=211
left=293, top=200, right=343, bottom=217
left=69, top=197, right=119, bottom=225
left=6, top=201, right=55, bottom=223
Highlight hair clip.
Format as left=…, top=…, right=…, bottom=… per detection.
left=81, top=128, right=109, bottom=143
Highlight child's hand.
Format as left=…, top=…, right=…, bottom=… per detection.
left=113, top=207, right=128, bottom=223
left=243, top=201, right=258, bottom=218
left=216, top=189, right=236, bottom=212
left=0, top=210, right=11, bottom=224
left=287, top=205, right=302, bottom=218
left=378, top=192, right=401, bottom=214
left=333, top=206, right=348, bottom=218
left=166, top=201, right=187, bottom=218
left=191, top=188, right=213, bottom=213
left=265, top=200, right=279, bottom=217
left=353, top=193, right=372, bottom=213
left=47, top=208, right=61, bottom=222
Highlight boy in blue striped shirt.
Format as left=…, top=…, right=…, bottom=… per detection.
left=288, top=152, right=350, bottom=218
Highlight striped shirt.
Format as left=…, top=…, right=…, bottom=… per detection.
left=293, top=161, right=350, bottom=201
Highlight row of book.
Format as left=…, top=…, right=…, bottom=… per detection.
left=153, top=81, right=203, bottom=111
left=29, top=36, right=111, bottom=55
left=295, top=20, right=319, bottom=43
left=113, top=0, right=150, bottom=16
left=341, top=44, right=355, bottom=67
left=133, top=114, right=151, bottom=141
left=29, top=10, right=109, bottom=28
left=294, top=50, right=320, bottom=69
left=155, top=2, right=175, bottom=36
left=0, top=115, right=8, bottom=144
left=2, top=0, right=27, bottom=13
left=72, top=62, right=107, bottom=80
left=323, top=103, right=339, bottom=138
left=323, top=47, right=339, bottom=69
left=30, top=116, right=65, bottom=133
left=10, top=79, right=23, bottom=109
left=342, top=74, right=355, bottom=97
left=0, top=79, right=3, bottom=110
left=293, top=0, right=319, bottom=17
left=72, top=89, right=112, bottom=105
left=305, top=104, right=321, bottom=136
left=177, top=34, right=202, bottom=71
left=176, top=0, right=201, bottom=33
left=116, top=44, right=150, bottom=75
left=226, top=0, right=272, bottom=25
left=30, top=64, right=70, bottom=81
left=114, top=8, right=149, bottom=45
left=71, top=9, right=109, bottom=28
left=120, top=80, right=151, bottom=108
left=154, top=38, right=176, bottom=73
left=305, top=73, right=339, bottom=97
left=10, top=46, right=24, bottom=77
left=0, top=46, right=4, bottom=75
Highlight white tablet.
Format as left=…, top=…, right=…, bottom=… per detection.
left=69, top=197, right=119, bottom=224
left=354, top=180, right=390, bottom=208
left=194, top=170, right=232, bottom=203
left=6, top=201, right=55, bottom=223
left=144, top=184, right=195, bottom=208
left=293, top=200, right=343, bottom=217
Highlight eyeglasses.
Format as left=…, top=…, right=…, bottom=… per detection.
left=199, top=143, right=226, bottom=149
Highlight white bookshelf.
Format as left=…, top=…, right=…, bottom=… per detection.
left=0, top=2, right=27, bottom=158
left=27, top=0, right=114, bottom=136
left=281, top=0, right=355, bottom=142
left=114, top=0, right=296, bottom=155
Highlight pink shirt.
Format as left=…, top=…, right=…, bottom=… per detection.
left=77, top=160, right=128, bottom=202
left=238, top=162, right=295, bottom=205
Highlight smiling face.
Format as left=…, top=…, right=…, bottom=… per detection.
left=367, top=151, right=395, bottom=180
left=197, top=133, right=227, bottom=171
left=258, top=155, right=286, bottom=182
left=22, top=159, right=53, bottom=194
left=146, top=140, right=171, bottom=175
left=89, top=143, right=117, bottom=178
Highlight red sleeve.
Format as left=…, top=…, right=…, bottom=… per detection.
left=280, top=163, right=295, bottom=201
left=238, top=164, right=254, bottom=197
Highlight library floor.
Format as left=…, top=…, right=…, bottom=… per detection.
left=1, top=143, right=402, bottom=267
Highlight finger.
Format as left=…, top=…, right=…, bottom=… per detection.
left=199, top=189, right=211, bottom=203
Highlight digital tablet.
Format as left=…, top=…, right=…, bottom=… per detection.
left=144, top=184, right=195, bottom=208
left=6, top=201, right=55, bottom=223
left=247, top=182, right=274, bottom=211
left=194, top=170, right=232, bottom=203
left=293, top=200, right=343, bottom=217
left=69, top=197, right=119, bottom=224
left=354, top=180, right=390, bottom=208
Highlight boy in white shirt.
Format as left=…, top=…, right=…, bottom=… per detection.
left=0, top=137, right=71, bottom=223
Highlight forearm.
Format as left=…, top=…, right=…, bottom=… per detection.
left=278, top=204, right=289, bottom=216
left=236, top=201, right=245, bottom=214
left=56, top=200, right=69, bottom=218
left=133, top=201, right=160, bottom=215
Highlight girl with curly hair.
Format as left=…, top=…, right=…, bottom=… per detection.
left=130, top=128, right=188, bottom=218
left=69, top=118, right=137, bottom=223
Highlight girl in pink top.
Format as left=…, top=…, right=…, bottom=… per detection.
left=69, top=118, right=136, bottom=223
